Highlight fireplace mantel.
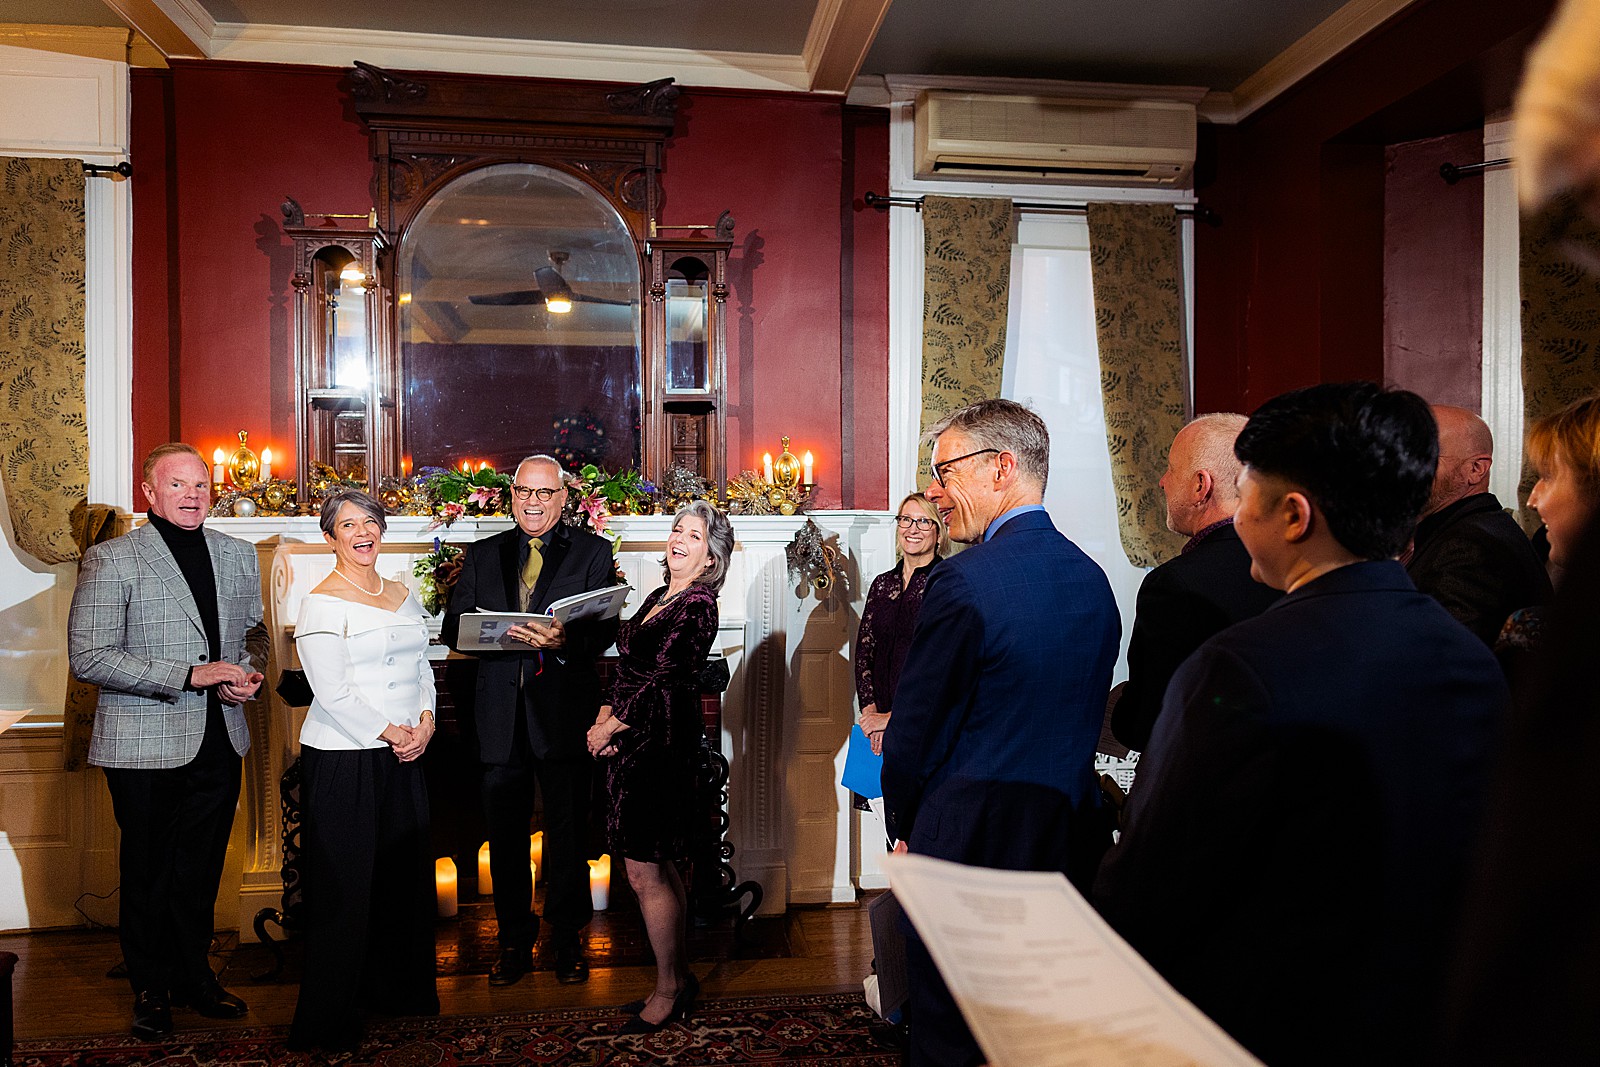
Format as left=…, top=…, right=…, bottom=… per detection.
left=213, top=510, right=897, bottom=931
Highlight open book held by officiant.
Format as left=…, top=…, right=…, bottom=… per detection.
left=454, top=584, right=631, bottom=651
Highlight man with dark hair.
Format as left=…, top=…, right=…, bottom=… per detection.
left=885, top=398, right=1120, bottom=1067
left=1094, top=383, right=1507, bottom=1066
left=1112, top=414, right=1280, bottom=752
left=1407, top=404, right=1551, bottom=645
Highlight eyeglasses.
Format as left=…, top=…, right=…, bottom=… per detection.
left=511, top=484, right=564, bottom=502
left=931, top=448, right=1000, bottom=487
left=895, top=515, right=938, bottom=530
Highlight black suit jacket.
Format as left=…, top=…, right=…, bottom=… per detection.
left=442, top=522, right=621, bottom=763
left=1407, top=492, right=1552, bottom=646
left=1112, top=523, right=1281, bottom=752
left=1094, top=561, right=1506, bottom=1066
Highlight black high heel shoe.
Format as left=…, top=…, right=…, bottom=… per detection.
left=617, top=974, right=699, bottom=1035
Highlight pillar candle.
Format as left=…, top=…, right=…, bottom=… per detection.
left=477, top=841, right=493, bottom=896
left=589, top=854, right=611, bottom=910
left=763, top=453, right=774, bottom=483
left=802, top=450, right=814, bottom=486
left=212, top=448, right=226, bottom=486
left=260, top=447, right=272, bottom=482
left=435, top=857, right=458, bottom=918
left=529, top=831, right=544, bottom=882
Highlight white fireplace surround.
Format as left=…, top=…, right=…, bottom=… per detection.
left=224, top=510, right=898, bottom=931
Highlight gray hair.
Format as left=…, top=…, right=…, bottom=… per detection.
left=318, top=489, right=388, bottom=537
left=924, top=398, right=1051, bottom=491
left=661, top=500, right=735, bottom=593
left=515, top=454, right=571, bottom=486
left=1182, top=413, right=1249, bottom=505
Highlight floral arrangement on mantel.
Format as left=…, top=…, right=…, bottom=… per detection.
left=412, top=538, right=464, bottom=615
left=421, top=465, right=512, bottom=527
left=566, top=464, right=657, bottom=534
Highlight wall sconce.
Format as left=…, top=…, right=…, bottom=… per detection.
left=228, top=430, right=261, bottom=488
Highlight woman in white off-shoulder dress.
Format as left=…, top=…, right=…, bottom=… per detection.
left=288, top=489, right=439, bottom=1053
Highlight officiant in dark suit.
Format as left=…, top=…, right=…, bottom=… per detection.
left=442, top=454, right=620, bottom=987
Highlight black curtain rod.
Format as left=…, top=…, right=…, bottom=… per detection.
left=1439, top=158, right=1511, bottom=184
left=82, top=161, right=132, bottom=178
left=864, top=191, right=1219, bottom=226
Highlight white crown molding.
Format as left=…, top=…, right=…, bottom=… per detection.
left=882, top=72, right=1208, bottom=105
left=1226, top=0, right=1422, bottom=123
left=153, top=0, right=218, bottom=45
left=202, top=20, right=811, bottom=91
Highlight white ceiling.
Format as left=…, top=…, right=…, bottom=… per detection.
left=9, top=0, right=1421, bottom=119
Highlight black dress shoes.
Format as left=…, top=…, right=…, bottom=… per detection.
left=554, top=941, right=589, bottom=985
left=175, top=977, right=249, bottom=1019
left=131, top=990, right=173, bottom=1039
left=488, top=948, right=533, bottom=987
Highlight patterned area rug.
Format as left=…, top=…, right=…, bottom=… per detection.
left=13, top=992, right=900, bottom=1066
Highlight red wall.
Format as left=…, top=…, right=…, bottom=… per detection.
left=130, top=66, right=892, bottom=509
left=1192, top=0, right=1558, bottom=413
left=1383, top=130, right=1485, bottom=408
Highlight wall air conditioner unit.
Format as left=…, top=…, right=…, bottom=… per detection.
left=914, top=91, right=1196, bottom=187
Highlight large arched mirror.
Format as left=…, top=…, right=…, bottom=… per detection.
left=398, top=163, right=642, bottom=473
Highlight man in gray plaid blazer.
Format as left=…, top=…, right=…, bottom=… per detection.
left=68, top=443, right=268, bottom=1039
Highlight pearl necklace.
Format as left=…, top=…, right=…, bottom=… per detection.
left=332, top=566, right=385, bottom=598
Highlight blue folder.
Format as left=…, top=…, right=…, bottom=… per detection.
left=842, top=723, right=884, bottom=799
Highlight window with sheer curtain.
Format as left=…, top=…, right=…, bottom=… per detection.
left=1000, top=213, right=1152, bottom=682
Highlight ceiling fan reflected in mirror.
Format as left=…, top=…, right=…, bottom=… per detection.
left=466, top=250, right=632, bottom=313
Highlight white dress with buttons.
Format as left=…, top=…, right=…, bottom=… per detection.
left=294, top=592, right=436, bottom=750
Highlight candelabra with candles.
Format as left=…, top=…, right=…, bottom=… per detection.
left=726, top=436, right=815, bottom=515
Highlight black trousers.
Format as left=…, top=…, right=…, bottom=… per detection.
left=290, top=745, right=438, bottom=1051
left=481, top=707, right=593, bottom=950
left=102, top=715, right=240, bottom=997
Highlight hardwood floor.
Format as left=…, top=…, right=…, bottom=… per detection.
left=2, top=901, right=878, bottom=1042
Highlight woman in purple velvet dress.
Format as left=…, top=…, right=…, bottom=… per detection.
left=587, top=500, right=732, bottom=1034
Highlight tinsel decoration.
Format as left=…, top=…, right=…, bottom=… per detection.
left=209, top=478, right=304, bottom=518
left=784, top=518, right=847, bottom=595
left=725, top=469, right=810, bottom=516
left=659, top=464, right=716, bottom=509
left=725, top=470, right=777, bottom=515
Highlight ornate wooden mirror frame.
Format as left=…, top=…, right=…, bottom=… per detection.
left=332, top=62, right=725, bottom=484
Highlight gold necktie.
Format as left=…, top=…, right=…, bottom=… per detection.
left=520, top=536, right=543, bottom=609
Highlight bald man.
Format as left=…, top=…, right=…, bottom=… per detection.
left=1111, top=414, right=1280, bottom=753
left=1406, top=405, right=1551, bottom=645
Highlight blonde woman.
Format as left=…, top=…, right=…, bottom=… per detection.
left=855, top=493, right=946, bottom=755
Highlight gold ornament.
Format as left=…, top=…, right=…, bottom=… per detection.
left=773, top=436, right=801, bottom=490
left=262, top=482, right=289, bottom=511
left=227, top=430, right=261, bottom=488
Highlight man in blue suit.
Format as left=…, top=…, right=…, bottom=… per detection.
left=1094, top=383, right=1507, bottom=1066
left=883, top=398, right=1121, bottom=1067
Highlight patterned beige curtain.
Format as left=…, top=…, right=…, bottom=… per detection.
left=1518, top=191, right=1600, bottom=527
left=919, top=196, right=1014, bottom=472
left=0, top=157, right=88, bottom=565
left=1086, top=203, right=1188, bottom=568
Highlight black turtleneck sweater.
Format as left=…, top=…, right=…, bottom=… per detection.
left=146, top=511, right=225, bottom=727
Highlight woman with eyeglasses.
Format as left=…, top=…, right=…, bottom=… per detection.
left=856, top=493, right=948, bottom=756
